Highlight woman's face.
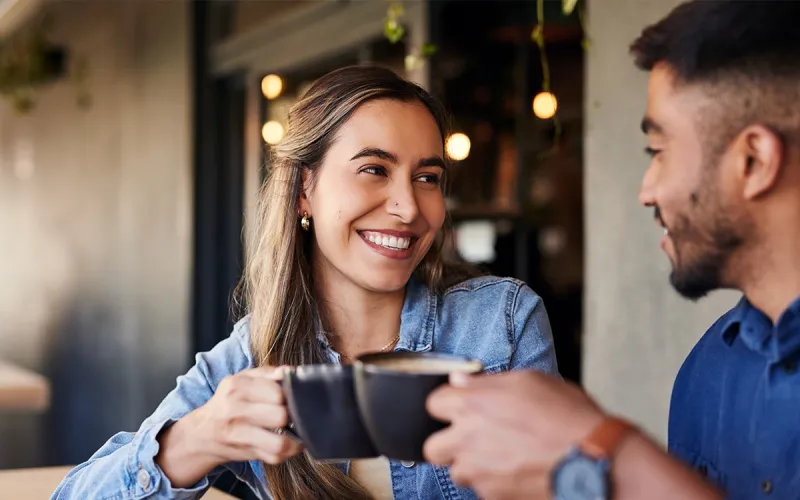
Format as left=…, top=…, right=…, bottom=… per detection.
left=300, top=99, right=446, bottom=293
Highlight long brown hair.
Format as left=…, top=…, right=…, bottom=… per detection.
left=236, top=65, right=480, bottom=499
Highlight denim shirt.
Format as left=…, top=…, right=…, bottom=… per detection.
left=668, top=295, right=800, bottom=499
left=52, top=276, right=558, bottom=500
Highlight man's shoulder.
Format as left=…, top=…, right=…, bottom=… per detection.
left=669, top=299, right=745, bottom=423
left=679, top=299, right=746, bottom=371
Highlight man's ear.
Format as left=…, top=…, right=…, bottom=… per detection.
left=734, top=124, right=784, bottom=200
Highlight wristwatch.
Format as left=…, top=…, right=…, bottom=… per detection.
left=550, top=416, right=634, bottom=500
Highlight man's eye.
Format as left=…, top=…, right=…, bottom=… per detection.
left=645, top=147, right=662, bottom=158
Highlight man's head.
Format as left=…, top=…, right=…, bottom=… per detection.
left=632, top=1, right=800, bottom=300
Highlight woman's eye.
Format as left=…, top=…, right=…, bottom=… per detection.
left=416, top=173, right=441, bottom=185
left=361, top=165, right=388, bottom=176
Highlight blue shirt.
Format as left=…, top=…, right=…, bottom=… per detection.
left=51, top=276, right=558, bottom=500
left=668, top=295, right=800, bottom=499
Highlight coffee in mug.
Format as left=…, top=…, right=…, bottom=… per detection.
left=365, top=356, right=483, bottom=374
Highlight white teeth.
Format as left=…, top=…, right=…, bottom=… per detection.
left=361, top=231, right=412, bottom=251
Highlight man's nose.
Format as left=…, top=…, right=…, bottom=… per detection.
left=639, top=164, right=657, bottom=207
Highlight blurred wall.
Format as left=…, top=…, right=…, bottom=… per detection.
left=230, top=0, right=313, bottom=36
left=0, top=0, right=191, bottom=467
left=583, top=0, right=739, bottom=442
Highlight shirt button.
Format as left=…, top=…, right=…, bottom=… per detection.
left=400, top=461, right=415, bottom=468
left=761, top=479, right=772, bottom=494
left=137, top=468, right=151, bottom=490
left=782, top=360, right=797, bottom=374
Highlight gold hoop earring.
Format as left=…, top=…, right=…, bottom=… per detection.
left=300, top=212, right=311, bottom=231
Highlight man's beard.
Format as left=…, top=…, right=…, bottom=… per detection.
left=667, top=209, right=744, bottom=301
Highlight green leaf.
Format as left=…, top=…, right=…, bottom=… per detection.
left=562, top=0, right=579, bottom=15
left=387, top=2, right=404, bottom=20
left=384, top=18, right=405, bottom=44
left=531, top=25, right=544, bottom=45
left=421, top=43, right=437, bottom=57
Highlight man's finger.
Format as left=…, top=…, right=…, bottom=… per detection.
left=447, top=460, right=474, bottom=488
left=423, top=426, right=462, bottom=465
left=449, top=371, right=472, bottom=387
left=426, top=384, right=467, bottom=422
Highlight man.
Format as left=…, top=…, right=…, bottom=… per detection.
left=424, top=1, right=800, bottom=499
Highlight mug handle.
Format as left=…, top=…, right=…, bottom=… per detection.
left=274, top=379, right=303, bottom=443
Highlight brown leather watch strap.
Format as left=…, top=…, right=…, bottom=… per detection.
left=580, top=417, right=634, bottom=461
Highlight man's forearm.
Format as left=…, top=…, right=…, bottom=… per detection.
left=612, top=431, right=722, bottom=500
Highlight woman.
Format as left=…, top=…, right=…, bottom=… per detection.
left=52, top=66, right=558, bottom=500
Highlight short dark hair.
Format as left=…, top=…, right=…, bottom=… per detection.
left=631, top=1, right=800, bottom=82
left=630, top=1, right=800, bottom=153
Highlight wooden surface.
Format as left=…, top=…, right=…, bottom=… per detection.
left=0, top=360, right=50, bottom=412
left=0, top=466, right=238, bottom=499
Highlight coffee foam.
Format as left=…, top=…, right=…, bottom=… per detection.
left=368, top=356, right=482, bottom=375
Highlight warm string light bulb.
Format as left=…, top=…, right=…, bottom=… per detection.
left=533, top=91, right=558, bottom=119
left=261, top=74, right=283, bottom=100
left=262, top=121, right=285, bottom=145
left=445, top=133, right=471, bottom=161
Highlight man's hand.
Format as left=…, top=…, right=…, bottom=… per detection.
left=423, top=370, right=605, bottom=500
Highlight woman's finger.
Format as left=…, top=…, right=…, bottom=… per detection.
left=223, top=424, right=304, bottom=461
left=247, top=365, right=291, bottom=381
left=240, top=402, right=290, bottom=430
left=219, top=373, right=284, bottom=405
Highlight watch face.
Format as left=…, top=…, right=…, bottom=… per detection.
left=552, top=454, right=609, bottom=500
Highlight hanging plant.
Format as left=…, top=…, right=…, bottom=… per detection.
left=383, top=1, right=438, bottom=72
left=382, top=0, right=587, bottom=105
left=0, top=15, right=91, bottom=114
left=531, top=0, right=588, bottom=155
left=381, top=0, right=588, bottom=153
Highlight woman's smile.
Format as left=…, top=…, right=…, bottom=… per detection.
left=357, top=229, right=418, bottom=260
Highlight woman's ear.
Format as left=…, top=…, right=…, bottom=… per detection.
left=297, top=168, right=312, bottom=216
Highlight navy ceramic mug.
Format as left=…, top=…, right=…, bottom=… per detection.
left=353, top=352, right=483, bottom=462
left=281, top=364, right=379, bottom=461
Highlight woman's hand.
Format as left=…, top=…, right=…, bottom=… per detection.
left=156, top=366, right=304, bottom=488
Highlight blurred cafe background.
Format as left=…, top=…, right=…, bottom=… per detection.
left=0, top=0, right=738, bottom=497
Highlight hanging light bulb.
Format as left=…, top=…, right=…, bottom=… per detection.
left=261, top=74, right=283, bottom=100
left=532, top=91, right=558, bottom=119
left=445, top=133, right=471, bottom=161
left=262, top=121, right=285, bottom=145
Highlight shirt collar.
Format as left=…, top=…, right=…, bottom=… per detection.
left=721, top=294, right=800, bottom=361
left=315, top=278, right=437, bottom=357
left=396, top=277, right=437, bottom=353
